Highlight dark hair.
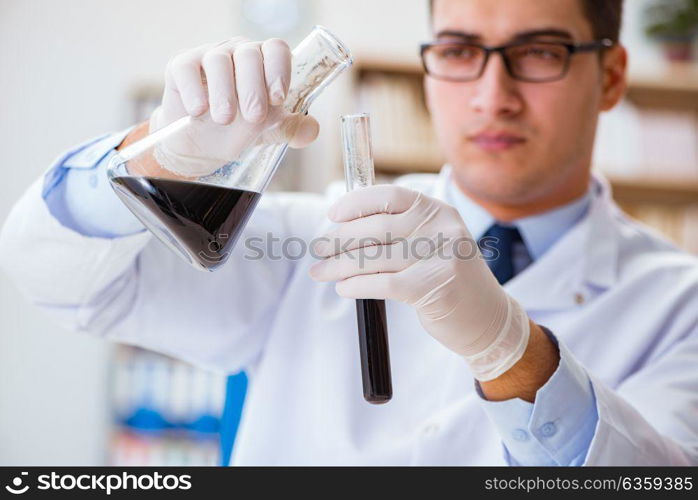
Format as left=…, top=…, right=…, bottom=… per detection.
left=580, top=0, right=624, bottom=42
left=429, top=0, right=624, bottom=42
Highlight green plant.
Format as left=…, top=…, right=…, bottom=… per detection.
left=644, top=0, right=698, bottom=40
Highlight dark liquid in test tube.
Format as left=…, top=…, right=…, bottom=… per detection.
left=356, top=298, right=392, bottom=403
left=341, top=113, right=393, bottom=404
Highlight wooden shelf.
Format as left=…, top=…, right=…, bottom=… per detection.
left=353, top=56, right=424, bottom=76
left=627, top=63, right=698, bottom=109
left=354, top=58, right=698, bottom=108
left=608, top=176, right=698, bottom=205
left=628, top=63, right=698, bottom=92
left=375, top=155, right=441, bottom=174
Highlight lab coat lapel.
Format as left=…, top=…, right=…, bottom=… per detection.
left=504, top=216, right=589, bottom=311
left=431, top=168, right=621, bottom=313
left=505, top=174, right=621, bottom=312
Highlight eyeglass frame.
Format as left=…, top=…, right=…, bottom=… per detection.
left=419, top=38, right=615, bottom=83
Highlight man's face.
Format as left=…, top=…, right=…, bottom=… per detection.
left=426, top=0, right=624, bottom=209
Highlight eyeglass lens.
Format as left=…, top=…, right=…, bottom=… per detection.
left=424, top=42, right=571, bottom=81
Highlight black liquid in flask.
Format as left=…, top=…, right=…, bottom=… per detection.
left=341, top=113, right=392, bottom=404
left=105, top=26, right=353, bottom=271
left=111, top=176, right=261, bottom=271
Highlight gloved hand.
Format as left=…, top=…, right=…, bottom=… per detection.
left=309, top=185, right=531, bottom=381
left=151, top=37, right=320, bottom=178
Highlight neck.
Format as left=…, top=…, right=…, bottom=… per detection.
left=452, top=172, right=591, bottom=223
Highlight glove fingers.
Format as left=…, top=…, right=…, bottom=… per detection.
left=334, top=272, right=403, bottom=301
left=233, top=41, right=268, bottom=123
left=201, top=48, right=238, bottom=125
left=314, top=213, right=418, bottom=258
left=166, top=43, right=218, bottom=117
left=309, top=242, right=415, bottom=282
left=328, top=185, right=420, bottom=223
left=261, top=38, right=292, bottom=106
left=316, top=193, right=448, bottom=259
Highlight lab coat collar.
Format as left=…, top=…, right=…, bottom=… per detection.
left=432, top=165, right=621, bottom=312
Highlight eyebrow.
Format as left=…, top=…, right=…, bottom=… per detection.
left=435, top=28, right=575, bottom=43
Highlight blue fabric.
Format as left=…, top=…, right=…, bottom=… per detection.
left=43, top=128, right=145, bottom=238
left=42, top=130, right=130, bottom=199
left=479, top=224, right=526, bottom=284
left=445, top=174, right=591, bottom=261
left=477, top=327, right=598, bottom=466
left=220, top=373, right=248, bottom=466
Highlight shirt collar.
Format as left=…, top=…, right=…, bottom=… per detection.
left=444, top=173, right=494, bottom=242
left=443, top=165, right=592, bottom=261
left=515, top=190, right=591, bottom=260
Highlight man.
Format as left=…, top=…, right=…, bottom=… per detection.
left=1, top=0, right=697, bottom=465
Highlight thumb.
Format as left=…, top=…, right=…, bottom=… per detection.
left=287, top=114, right=320, bottom=149
left=259, top=113, right=319, bottom=148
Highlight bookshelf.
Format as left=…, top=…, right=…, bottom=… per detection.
left=351, top=57, right=698, bottom=168
left=352, top=57, right=698, bottom=103
left=125, top=60, right=698, bottom=251
left=625, top=63, right=698, bottom=109
left=349, top=57, right=698, bottom=252
left=108, top=346, right=225, bottom=466
left=103, top=88, right=246, bottom=467
left=608, top=176, right=698, bottom=205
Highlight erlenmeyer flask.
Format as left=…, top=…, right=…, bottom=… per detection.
left=108, top=26, right=352, bottom=271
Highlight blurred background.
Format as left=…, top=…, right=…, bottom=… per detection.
left=1, top=0, right=696, bottom=465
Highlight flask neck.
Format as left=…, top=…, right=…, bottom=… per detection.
left=285, top=26, right=352, bottom=114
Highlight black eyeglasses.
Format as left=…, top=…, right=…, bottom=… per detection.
left=419, top=38, right=614, bottom=83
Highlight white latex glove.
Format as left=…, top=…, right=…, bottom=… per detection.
left=309, top=185, right=531, bottom=381
left=151, top=37, right=320, bottom=178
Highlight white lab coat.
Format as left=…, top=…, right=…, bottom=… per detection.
left=1, top=165, right=697, bottom=465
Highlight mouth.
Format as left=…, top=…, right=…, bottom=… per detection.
left=470, top=132, right=526, bottom=152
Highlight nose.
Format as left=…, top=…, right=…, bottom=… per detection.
left=468, top=52, right=524, bottom=119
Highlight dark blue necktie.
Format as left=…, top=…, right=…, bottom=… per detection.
left=478, top=224, right=525, bottom=285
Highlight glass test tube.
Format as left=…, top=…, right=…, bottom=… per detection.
left=340, top=113, right=393, bottom=404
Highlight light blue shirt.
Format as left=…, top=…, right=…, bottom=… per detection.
left=44, top=134, right=598, bottom=466
left=446, top=177, right=592, bottom=273
left=446, top=171, right=597, bottom=466
left=43, top=128, right=145, bottom=238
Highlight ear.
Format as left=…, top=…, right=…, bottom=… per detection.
left=599, top=44, right=628, bottom=112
